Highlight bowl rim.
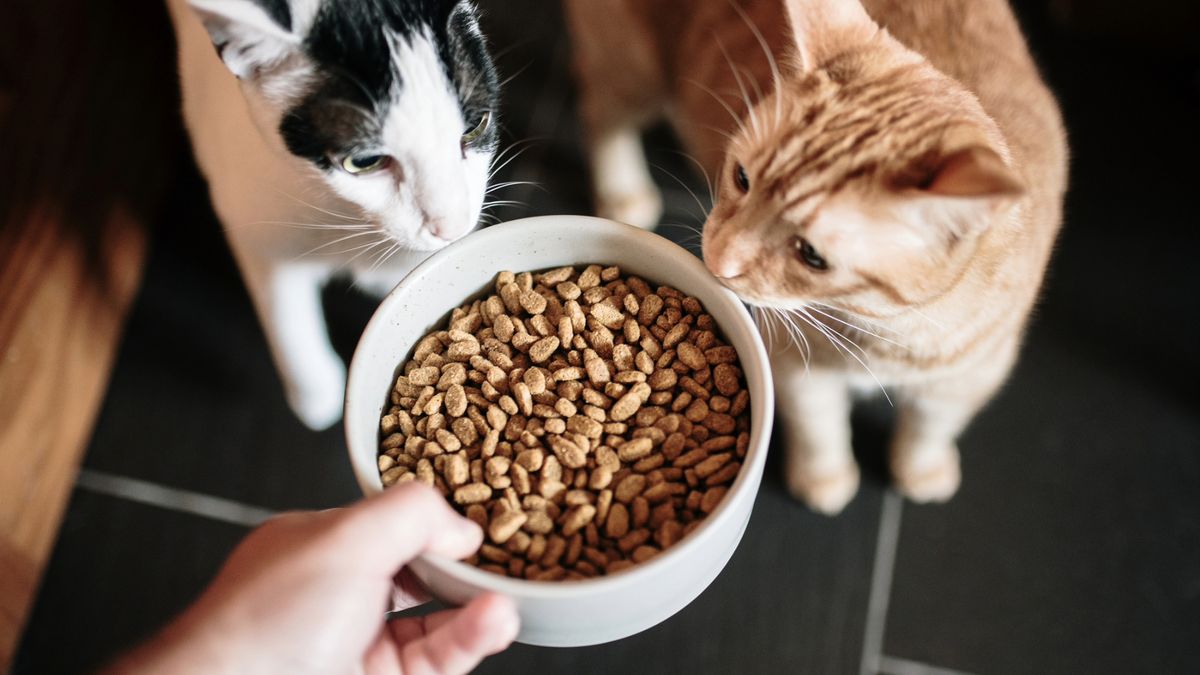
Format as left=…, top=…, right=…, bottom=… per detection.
left=345, top=215, right=774, bottom=599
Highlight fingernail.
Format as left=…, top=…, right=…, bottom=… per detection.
left=485, top=594, right=520, bottom=646
left=454, top=516, right=483, bottom=547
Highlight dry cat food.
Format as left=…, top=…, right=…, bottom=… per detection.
left=377, top=265, right=751, bottom=580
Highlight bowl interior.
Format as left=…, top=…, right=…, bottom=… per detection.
left=345, top=215, right=774, bottom=596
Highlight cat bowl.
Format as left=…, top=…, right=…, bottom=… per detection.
left=344, top=215, right=773, bottom=647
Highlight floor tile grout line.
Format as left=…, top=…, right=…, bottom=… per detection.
left=876, top=654, right=979, bottom=675
left=75, top=469, right=277, bottom=528
left=860, top=490, right=904, bottom=675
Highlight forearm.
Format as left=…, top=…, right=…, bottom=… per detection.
left=101, top=605, right=238, bottom=675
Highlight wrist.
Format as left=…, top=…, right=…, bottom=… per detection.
left=102, top=599, right=244, bottom=675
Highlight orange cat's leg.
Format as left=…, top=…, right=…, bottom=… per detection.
left=773, top=348, right=860, bottom=515
left=589, top=125, right=662, bottom=228
left=889, top=399, right=966, bottom=503
left=563, top=0, right=665, bottom=228
left=891, top=344, right=1017, bottom=502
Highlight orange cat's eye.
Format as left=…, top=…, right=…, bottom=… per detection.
left=733, top=163, right=750, bottom=192
left=792, top=236, right=828, bottom=271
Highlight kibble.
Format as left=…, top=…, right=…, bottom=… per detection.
left=378, top=266, right=751, bottom=579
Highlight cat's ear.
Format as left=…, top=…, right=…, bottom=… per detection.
left=893, top=145, right=1025, bottom=243
left=918, top=146, right=1025, bottom=201
left=189, top=0, right=300, bottom=80
left=782, top=0, right=878, bottom=70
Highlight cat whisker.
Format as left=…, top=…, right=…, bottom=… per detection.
left=290, top=229, right=385, bottom=262
left=247, top=220, right=373, bottom=231
left=775, top=307, right=812, bottom=372
left=658, top=221, right=704, bottom=238
left=752, top=306, right=771, bottom=351
left=650, top=163, right=712, bottom=224
left=271, top=188, right=366, bottom=222
left=666, top=150, right=717, bottom=203
left=751, top=306, right=773, bottom=352
left=490, top=37, right=534, bottom=63
left=753, top=307, right=782, bottom=355
left=812, top=301, right=905, bottom=337
left=657, top=223, right=704, bottom=254
left=359, top=244, right=390, bottom=278
left=738, top=64, right=766, bottom=113
left=485, top=180, right=545, bottom=194
left=763, top=307, right=808, bottom=370
left=492, top=136, right=547, bottom=164
left=906, top=305, right=947, bottom=331
left=337, top=236, right=393, bottom=272
left=684, top=77, right=754, bottom=143
left=496, top=59, right=534, bottom=89
left=481, top=199, right=527, bottom=209
left=795, top=306, right=892, bottom=405
left=805, top=303, right=910, bottom=350
left=486, top=144, right=521, bottom=177
left=728, top=0, right=783, bottom=121
left=488, top=142, right=539, bottom=181
left=754, top=306, right=809, bottom=371
left=698, top=123, right=738, bottom=144
left=715, top=35, right=762, bottom=140
left=327, top=235, right=394, bottom=259
left=798, top=306, right=870, bottom=361
left=486, top=140, right=532, bottom=179
left=754, top=307, right=780, bottom=352
left=365, top=241, right=402, bottom=277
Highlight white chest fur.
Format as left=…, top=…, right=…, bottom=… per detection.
left=167, top=0, right=436, bottom=429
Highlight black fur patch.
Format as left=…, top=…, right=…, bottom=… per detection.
left=255, top=0, right=292, bottom=31
left=278, top=0, right=499, bottom=167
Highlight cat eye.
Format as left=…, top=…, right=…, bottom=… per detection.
left=461, top=110, right=491, bottom=147
left=340, top=154, right=390, bottom=175
left=792, top=236, right=828, bottom=271
left=733, top=163, right=750, bottom=193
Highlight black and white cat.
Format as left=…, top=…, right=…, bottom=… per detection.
left=167, top=0, right=500, bottom=429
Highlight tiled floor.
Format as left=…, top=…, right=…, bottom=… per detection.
left=14, top=1, right=1200, bottom=673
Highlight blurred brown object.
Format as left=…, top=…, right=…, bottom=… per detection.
left=0, top=0, right=181, bottom=669
left=1050, top=0, right=1200, bottom=52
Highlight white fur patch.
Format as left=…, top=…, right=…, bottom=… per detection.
left=189, top=0, right=300, bottom=79
left=323, top=26, right=491, bottom=252
left=809, top=193, right=934, bottom=267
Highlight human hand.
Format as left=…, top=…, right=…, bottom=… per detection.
left=107, top=483, right=518, bottom=675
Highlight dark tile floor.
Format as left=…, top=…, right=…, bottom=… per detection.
left=14, top=1, right=1200, bottom=673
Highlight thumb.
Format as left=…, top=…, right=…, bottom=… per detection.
left=336, top=483, right=482, bottom=573
left=397, top=594, right=519, bottom=675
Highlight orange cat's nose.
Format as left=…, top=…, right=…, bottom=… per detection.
left=703, top=236, right=753, bottom=278
left=705, top=252, right=745, bottom=279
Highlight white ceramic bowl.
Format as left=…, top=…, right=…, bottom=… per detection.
left=345, top=215, right=773, bottom=647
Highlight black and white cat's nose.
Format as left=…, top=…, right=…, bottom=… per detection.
left=423, top=219, right=454, bottom=242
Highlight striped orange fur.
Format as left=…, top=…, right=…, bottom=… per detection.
left=565, top=0, right=1067, bottom=512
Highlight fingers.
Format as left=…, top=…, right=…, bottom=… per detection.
left=391, top=569, right=431, bottom=612
left=334, top=482, right=483, bottom=573
left=394, top=594, right=519, bottom=675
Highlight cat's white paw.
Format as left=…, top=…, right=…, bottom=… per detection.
left=893, top=445, right=961, bottom=503
left=786, top=460, right=861, bottom=515
left=284, top=360, right=347, bottom=431
left=597, top=187, right=663, bottom=229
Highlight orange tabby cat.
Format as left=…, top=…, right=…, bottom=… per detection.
left=565, top=0, right=1067, bottom=513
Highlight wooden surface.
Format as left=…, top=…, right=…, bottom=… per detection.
left=0, top=0, right=179, bottom=669
left=9, top=1, right=1200, bottom=673
left=0, top=207, right=147, bottom=671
